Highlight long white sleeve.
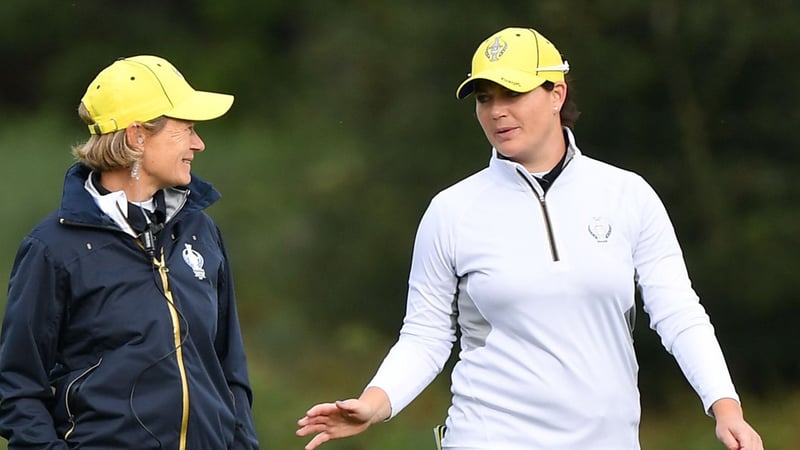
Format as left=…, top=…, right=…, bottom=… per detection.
left=367, top=198, right=458, bottom=418
left=631, top=174, right=739, bottom=414
left=670, top=325, right=739, bottom=414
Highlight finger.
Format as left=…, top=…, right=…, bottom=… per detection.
left=305, top=432, right=331, bottom=450
left=297, top=415, right=320, bottom=427
left=731, top=426, right=763, bottom=450
left=305, top=402, right=338, bottom=417
left=298, top=414, right=329, bottom=427
left=716, top=429, right=739, bottom=450
left=296, top=422, right=329, bottom=437
left=738, top=432, right=763, bottom=450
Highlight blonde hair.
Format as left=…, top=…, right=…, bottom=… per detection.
left=71, top=103, right=167, bottom=171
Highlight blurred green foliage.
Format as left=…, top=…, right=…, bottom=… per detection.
left=1, top=0, right=799, bottom=448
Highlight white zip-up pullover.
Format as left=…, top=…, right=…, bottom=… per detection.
left=367, top=129, right=739, bottom=449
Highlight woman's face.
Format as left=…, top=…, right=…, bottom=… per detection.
left=140, top=118, right=205, bottom=190
left=474, top=80, right=565, bottom=171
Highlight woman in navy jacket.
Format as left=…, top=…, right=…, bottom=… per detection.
left=0, top=55, right=259, bottom=449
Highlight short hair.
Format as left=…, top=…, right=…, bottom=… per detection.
left=541, top=81, right=581, bottom=130
left=71, top=103, right=167, bottom=171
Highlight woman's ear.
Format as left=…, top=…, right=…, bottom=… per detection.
left=125, top=123, right=144, bottom=147
left=552, top=81, right=568, bottom=111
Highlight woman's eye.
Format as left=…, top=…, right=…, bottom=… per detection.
left=476, top=94, right=490, bottom=103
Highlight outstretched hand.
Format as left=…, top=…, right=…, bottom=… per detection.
left=297, top=388, right=391, bottom=450
left=296, top=399, right=373, bottom=449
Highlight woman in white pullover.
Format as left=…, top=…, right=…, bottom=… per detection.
left=297, top=27, right=763, bottom=450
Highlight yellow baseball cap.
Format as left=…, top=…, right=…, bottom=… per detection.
left=81, top=55, right=234, bottom=135
left=455, top=27, right=570, bottom=99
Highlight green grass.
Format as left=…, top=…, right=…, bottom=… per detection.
left=262, top=346, right=799, bottom=450
left=639, top=389, right=799, bottom=450
left=0, top=381, right=795, bottom=449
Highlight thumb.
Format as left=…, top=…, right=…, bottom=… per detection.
left=335, top=399, right=361, bottom=414
left=335, top=399, right=372, bottom=423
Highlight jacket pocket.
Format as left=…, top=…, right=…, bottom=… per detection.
left=63, top=357, right=103, bottom=439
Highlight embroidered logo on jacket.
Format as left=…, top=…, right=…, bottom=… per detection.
left=588, top=217, right=612, bottom=243
left=182, top=243, right=206, bottom=280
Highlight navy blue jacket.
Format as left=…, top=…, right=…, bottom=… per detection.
left=0, top=163, right=260, bottom=449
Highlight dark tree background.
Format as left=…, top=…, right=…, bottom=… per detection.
left=1, top=1, right=797, bottom=448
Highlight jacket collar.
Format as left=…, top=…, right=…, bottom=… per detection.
left=488, top=127, right=582, bottom=193
left=58, top=163, right=221, bottom=229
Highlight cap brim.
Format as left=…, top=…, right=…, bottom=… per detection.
left=166, top=91, right=234, bottom=122
left=456, top=69, right=548, bottom=99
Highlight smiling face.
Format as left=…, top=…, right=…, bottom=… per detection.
left=138, top=118, right=205, bottom=192
left=474, top=80, right=567, bottom=172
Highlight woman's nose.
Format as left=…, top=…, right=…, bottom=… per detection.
left=191, top=133, right=206, bottom=152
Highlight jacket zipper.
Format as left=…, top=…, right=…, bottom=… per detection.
left=153, top=251, right=191, bottom=450
left=64, top=357, right=103, bottom=439
left=517, top=170, right=560, bottom=261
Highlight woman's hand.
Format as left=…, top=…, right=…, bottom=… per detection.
left=296, top=387, right=391, bottom=450
left=712, top=398, right=764, bottom=450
